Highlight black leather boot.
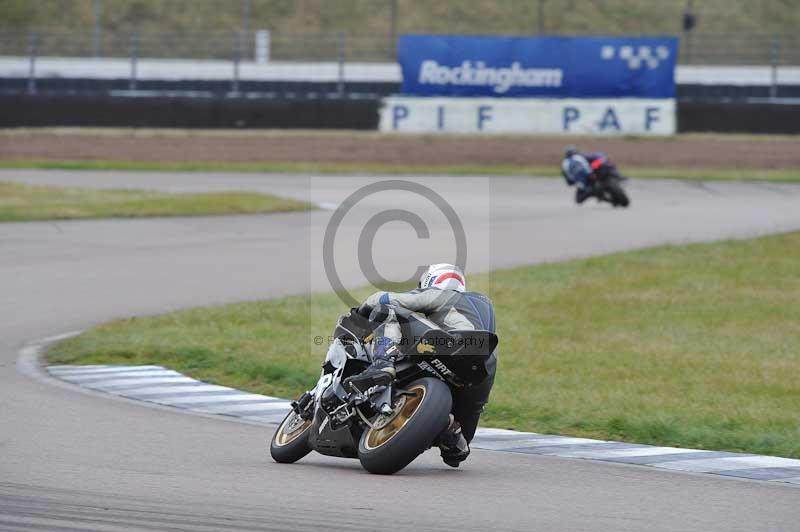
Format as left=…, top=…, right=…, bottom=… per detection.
left=438, top=415, right=470, bottom=467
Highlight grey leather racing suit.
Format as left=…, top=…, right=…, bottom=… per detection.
left=360, top=287, right=497, bottom=442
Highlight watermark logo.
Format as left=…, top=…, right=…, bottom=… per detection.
left=322, top=179, right=467, bottom=308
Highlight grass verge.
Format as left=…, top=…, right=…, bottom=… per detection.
left=48, top=232, right=800, bottom=458
left=0, top=181, right=313, bottom=222
left=2, top=159, right=799, bottom=183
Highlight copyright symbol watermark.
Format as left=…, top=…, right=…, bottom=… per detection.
left=322, top=179, right=468, bottom=307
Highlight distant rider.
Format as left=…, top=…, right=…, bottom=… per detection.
left=345, top=263, right=497, bottom=468
left=561, top=145, right=611, bottom=204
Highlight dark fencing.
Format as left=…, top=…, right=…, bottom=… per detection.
left=4, top=75, right=799, bottom=103
left=677, top=84, right=800, bottom=101
left=678, top=101, right=800, bottom=134
left=0, top=94, right=380, bottom=129
left=2, top=94, right=800, bottom=134
left=0, top=78, right=399, bottom=99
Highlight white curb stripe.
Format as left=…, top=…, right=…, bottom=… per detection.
left=48, top=364, right=115, bottom=371
left=556, top=446, right=714, bottom=459
left=472, top=436, right=602, bottom=451
left=242, top=414, right=290, bottom=423
left=195, top=401, right=293, bottom=414
left=474, top=428, right=520, bottom=436
left=49, top=365, right=163, bottom=375
left=117, top=384, right=234, bottom=395
left=653, top=455, right=800, bottom=473
left=87, top=376, right=196, bottom=388
left=157, top=394, right=276, bottom=405
left=64, top=370, right=182, bottom=382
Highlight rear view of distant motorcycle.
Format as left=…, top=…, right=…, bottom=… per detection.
left=561, top=146, right=630, bottom=207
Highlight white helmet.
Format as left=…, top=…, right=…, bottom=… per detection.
left=419, top=263, right=466, bottom=292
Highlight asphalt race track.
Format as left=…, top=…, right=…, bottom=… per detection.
left=2, top=170, right=799, bottom=531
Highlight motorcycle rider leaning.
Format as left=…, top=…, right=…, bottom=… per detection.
left=561, top=145, right=611, bottom=204
left=344, top=263, right=497, bottom=468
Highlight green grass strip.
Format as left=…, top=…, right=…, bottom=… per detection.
left=1, top=159, right=799, bottom=183
left=0, top=181, right=314, bottom=222
left=48, top=232, right=800, bottom=458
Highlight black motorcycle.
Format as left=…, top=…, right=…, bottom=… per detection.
left=269, top=305, right=498, bottom=475
left=590, top=162, right=630, bottom=207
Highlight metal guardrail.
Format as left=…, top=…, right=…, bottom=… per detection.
left=2, top=31, right=798, bottom=99
left=679, top=33, right=800, bottom=66
left=0, top=30, right=394, bottom=62
left=2, top=31, right=799, bottom=65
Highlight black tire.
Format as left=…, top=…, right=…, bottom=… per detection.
left=357, top=377, right=452, bottom=475
left=270, top=409, right=313, bottom=464
left=606, top=181, right=630, bottom=207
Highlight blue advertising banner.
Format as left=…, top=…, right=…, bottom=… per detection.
left=398, top=35, right=678, bottom=98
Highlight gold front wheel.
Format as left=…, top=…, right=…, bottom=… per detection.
left=274, top=411, right=312, bottom=446
left=270, top=410, right=313, bottom=463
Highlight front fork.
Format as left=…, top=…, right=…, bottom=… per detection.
left=291, top=391, right=315, bottom=420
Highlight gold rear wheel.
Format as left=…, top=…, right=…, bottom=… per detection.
left=357, top=377, right=453, bottom=475
left=363, top=384, right=426, bottom=450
